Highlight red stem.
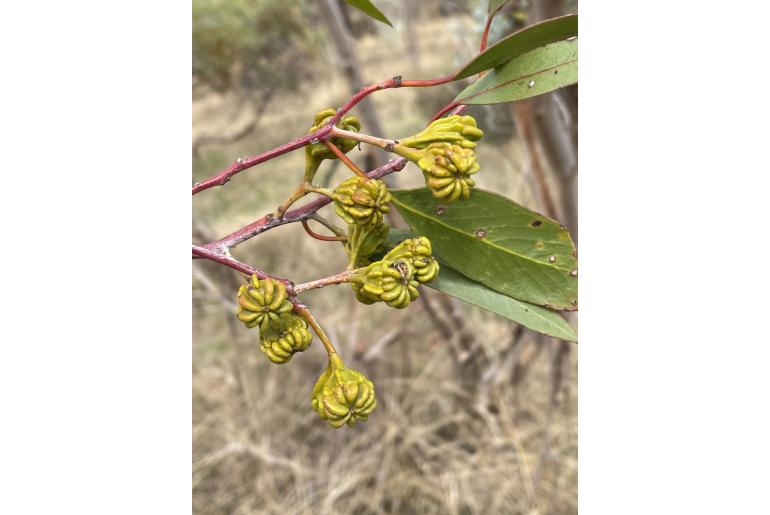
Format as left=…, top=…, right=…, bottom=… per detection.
left=191, top=128, right=331, bottom=195
left=192, top=74, right=455, bottom=196
left=400, top=75, right=455, bottom=88
left=322, top=140, right=367, bottom=178
left=430, top=101, right=462, bottom=122
left=202, top=157, right=407, bottom=252
left=480, top=8, right=502, bottom=54
left=301, top=219, right=347, bottom=242
left=192, top=244, right=265, bottom=277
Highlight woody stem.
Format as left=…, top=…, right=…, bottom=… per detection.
left=295, top=305, right=338, bottom=357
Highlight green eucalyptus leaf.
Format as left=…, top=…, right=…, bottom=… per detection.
left=386, top=230, right=576, bottom=341
left=453, top=14, right=577, bottom=80
left=455, top=39, right=577, bottom=104
left=343, top=0, right=393, bottom=27
left=430, top=267, right=577, bottom=342
left=390, top=188, right=578, bottom=311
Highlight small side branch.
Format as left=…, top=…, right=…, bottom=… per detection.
left=322, top=140, right=368, bottom=178
left=191, top=128, right=331, bottom=195
left=201, top=157, right=408, bottom=253
left=295, top=304, right=338, bottom=358
left=192, top=245, right=265, bottom=277
left=301, top=219, right=347, bottom=242
left=293, top=269, right=357, bottom=294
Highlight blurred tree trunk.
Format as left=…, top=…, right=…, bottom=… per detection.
left=528, top=0, right=578, bottom=243
left=317, top=0, right=387, bottom=173
left=403, top=0, right=421, bottom=72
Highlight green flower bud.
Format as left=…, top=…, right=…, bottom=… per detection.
left=235, top=275, right=294, bottom=330
left=311, top=354, right=377, bottom=428
left=345, top=221, right=390, bottom=268
left=306, top=108, right=362, bottom=162
left=354, top=258, right=420, bottom=309
left=399, top=115, right=484, bottom=150
left=416, top=143, right=479, bottom=203
left=385, top=236, right=440, bottom=284
left=333, top=177, right=392, bottom=227
left=259, top=313, right=313, bottom=364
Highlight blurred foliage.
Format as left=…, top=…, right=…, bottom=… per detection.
left=192, top=0, right=323, bottom=97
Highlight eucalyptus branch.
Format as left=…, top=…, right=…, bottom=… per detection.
left=294, top=304, right=338, bottom=358
left=301, top=219, right=347, bottom=242
left=322, top=140, right=368, bottom=178
left=329, top=127, right=395, bottom=150
left=309, top=213, right=347, bottom=237
left=201, top=157, right=407, bottom=254
left=293, top=269, right=358, bottom=294
left=192, top=244, right=266, bottom=278
left=192, top=74, right=454, bottom=196
left=195, top=243, right=364, bottom=301
left=480, top=2, right=506, bottom=56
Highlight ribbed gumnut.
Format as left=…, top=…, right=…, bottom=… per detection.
left=417, top=143, right=479, bottom=203
left=259, top=313, right=313, bottom=364
left=306, top=108, right=362, bottom=161
left=399, top=115, right=483, bottom=150
left=345, top=221, right=390, bottom=268
left=354, top=258, right=420, bottom=309
left=333, top=177, right=392, bottom=227
left=311, top=354, right=376, bottom=428
left=235, top=275, right=294, bottom=330
left=386, top=236, right=440, bottom=284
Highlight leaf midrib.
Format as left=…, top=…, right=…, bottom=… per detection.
left=460, top=57, right=577, bottom=103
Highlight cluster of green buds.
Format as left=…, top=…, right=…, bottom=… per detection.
left=235, top=275, right=313, bottom=364
left=333, top=176, right=392, bottom=227
left=395, top=115, right=484, bottom=203
left=417, top=143, right=479, bottom=202
left=333, top=176, right=392, bottom=268
left=312, top=354, right=376, bottom=428
left=351, top=236, right=439, bottom=308
left=259, top=312, right=313, bottom=364
left=227, top=112, right=486, bottom=428
left=304, top=109, right=361, bottom=180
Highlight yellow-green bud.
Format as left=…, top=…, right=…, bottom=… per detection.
left=235, top=275, right=294, bottom=330
left=354, top=258, right=420, bottom=309
left=306, top=108, right=361, bottom=162
left=333, top=177, right=392, bottom=227
left=417, top=143, right=479, bottom=203
left=311, top=354, right=377, bottom=428
left=399, top=115, right=483, bottom=150
left=259, top=313, right=313, bottom=364
left=386, top=236, right=440, bottom=284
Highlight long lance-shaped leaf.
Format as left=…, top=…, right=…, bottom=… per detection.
left=453, top=14, right=577, bottom=79
left=391, top=188, right=578, bottom=311
left=455, top=39, right=577, bottom=104
left=429, top=266, right=577, bottom=342
left=385, top=229, right=576, bottom=340
left=343, top=0, right=392, bottom=27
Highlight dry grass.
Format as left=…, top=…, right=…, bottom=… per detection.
left=193, top=275, right=577, bottom=514
left=193, top=9, right=576, bottom=514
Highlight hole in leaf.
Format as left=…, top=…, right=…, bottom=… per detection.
left=475, top=228, right=487, bottom=239
left=435, top=205, right=447, bottom=215
left=531, top=220, right=543, bottom=227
